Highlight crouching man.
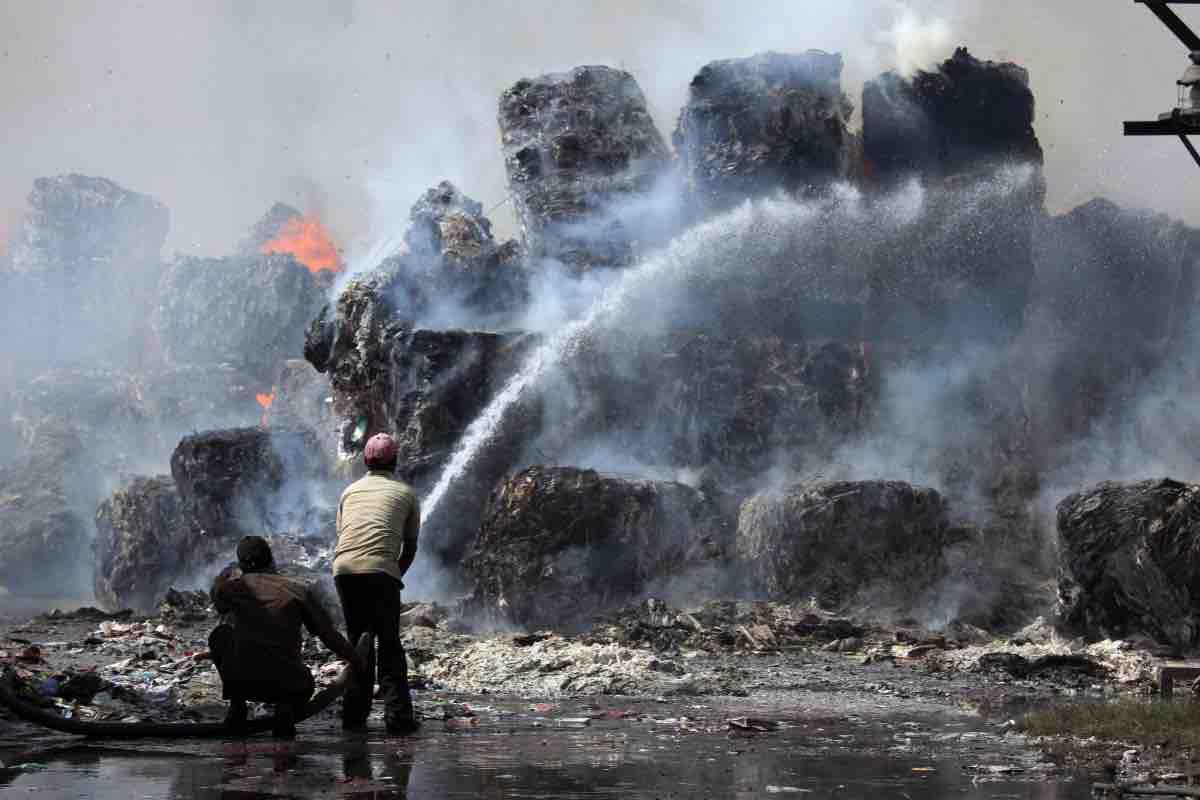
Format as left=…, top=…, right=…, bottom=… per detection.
left=209, top=536, right=367, bottom=738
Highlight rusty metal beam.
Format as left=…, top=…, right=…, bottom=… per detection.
left=1135, top=1, right=1200, bottom=50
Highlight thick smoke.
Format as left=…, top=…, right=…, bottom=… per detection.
left=7, top=0, right=1200, bottom=625
left=4, top=0, right=1198, bottom=259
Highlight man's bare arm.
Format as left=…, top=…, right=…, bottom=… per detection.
left=302, top=590, right=368, bottom=674
left=396, top=498, right=421, bottom=577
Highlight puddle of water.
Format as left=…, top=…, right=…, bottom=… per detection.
left=0, top=717, right=1091, bottom=799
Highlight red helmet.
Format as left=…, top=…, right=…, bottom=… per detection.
left=364, top=432, right=398, bottom=467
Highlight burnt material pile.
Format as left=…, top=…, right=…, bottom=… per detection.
left=1057, top=479, right=1200, bottom=649
left=153, top=253, right=327, bottom=383
left=465, top=467, right=732, bottom=630
left=737, top=480, right=960, bottom=613
left=674, top=50, right=852, bottom=210
left=499, top=65, right=670, bottom=273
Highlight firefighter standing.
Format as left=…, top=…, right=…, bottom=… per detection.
left=333, top=432, right=421, bottom=734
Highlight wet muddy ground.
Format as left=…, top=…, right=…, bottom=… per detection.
left=0, top=694, right=1091, bottom=799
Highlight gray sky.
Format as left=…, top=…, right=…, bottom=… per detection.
left=1, top=1, right=1196, bottom=258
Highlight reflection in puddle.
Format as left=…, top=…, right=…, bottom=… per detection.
left=0, top=734, right=1094, bottom=800
left=0, top=716, right=1092, bottom=799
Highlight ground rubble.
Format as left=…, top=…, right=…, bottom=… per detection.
left=0, top=589, right=1170, bottom=795
left=0, top=596, right=1165, bottom=721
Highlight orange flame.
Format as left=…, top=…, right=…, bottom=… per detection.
left=256, top=391, right=276, bottom=427
left=259, top=214, right=340, bottom=273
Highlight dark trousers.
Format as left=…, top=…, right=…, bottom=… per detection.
left=208, top=624, right=311, bottom=708
left=334, top=573, right=413, bottom=727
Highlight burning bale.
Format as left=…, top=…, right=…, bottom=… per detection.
left=498, top=65, right=671, bottom=273
left=152, top=252, right=327, bottom=383
left=94, top=476, right=189, bottom=612
left=243, top=202, right=342, bottom=277
left=465, top=466, right=733, bottom=630
left=736, top=480, right=959, bottom=612
left=169, top=427, right=329, bottom=544
left=674, top=50, right=852, bottom=209
left=237, top=202, right=304, bottom=256
left=1056, top=479, right=1200, bottom=649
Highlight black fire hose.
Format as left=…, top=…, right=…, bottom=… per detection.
left=0, top=634, right=371, bottom=739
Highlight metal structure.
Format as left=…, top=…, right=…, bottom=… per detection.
left=1124, top=0, right=1200, bottom=168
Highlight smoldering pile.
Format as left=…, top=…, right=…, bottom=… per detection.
left=5, top=42, right=1200, bottom=680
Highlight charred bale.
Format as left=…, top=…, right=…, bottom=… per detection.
left=304, top=269, right=401, bottom=378
left=862, top=47, right=1043, bottom=181
left=0, top=425, right=94, bottom=600
left=94, top=476, right=190, bottom=612
left=737, top=480, right=956, bottom=612
left=11, top=368, right=146, bottom=447
left=7, top=174, right=168, bottom=278
left=1024, top=200, right=1200, bottom=456
left=11, top=365, right=260, bottom=475
left=674, top=51, right=852, bottom=209
left=498, top=65, right=670, bottom=273
left=399, top=180, right=528, bottom=320
left=562, top=334, right=870, bottom=484
left=1056, top=479, right=1200, bottom=648
left=308, top=289, right=538, bottom=479
left=862, top=49, right=1044, bottom=347
left=326, top=326, right=539, bottom=564
left=270, top=359, right=332, bottom=440
left=153, top=253, right=325, bottom=383
left=3, top=175, right=169, bottom=373
left=386, top=329, right=538, bottom=487
left=169, top=427, right=328, bottom=545
left=137, top=364, right=261, bottom=434
left=863, top=166, right=1043, bottom=348
left=465, top=466, right=733, bottom=630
